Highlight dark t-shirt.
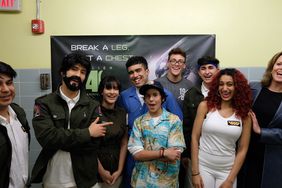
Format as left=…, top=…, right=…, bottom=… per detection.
left=97, top=105, right=127, bottom=180
left=156, top=75, right=193, bottom=108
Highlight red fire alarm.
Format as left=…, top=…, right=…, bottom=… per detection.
left=32, top=0, right=44, bottom=34
left=32, top=19, right=44, bottom=34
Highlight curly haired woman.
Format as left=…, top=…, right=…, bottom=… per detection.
left=191, top=68, right=252, bottom=188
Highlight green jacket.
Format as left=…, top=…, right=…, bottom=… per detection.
left=0, top=103, right=30, bottom=188
left=182, top=85, right=204, bottom=158
left=30, top=89, right=100, bottom=188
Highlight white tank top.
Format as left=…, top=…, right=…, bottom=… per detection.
left=199, top=109, right=242, bottom=157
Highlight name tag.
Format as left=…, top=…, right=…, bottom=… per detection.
left=227, top=120, right=241, bottom=127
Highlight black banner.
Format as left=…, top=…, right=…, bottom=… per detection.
left=51, top=35, right=215, bottom=98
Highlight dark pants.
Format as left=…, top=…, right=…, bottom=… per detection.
left=121, top=153, right=135, bottom=188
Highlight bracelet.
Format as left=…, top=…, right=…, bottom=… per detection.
left=159, top=148, right=165, bottom=158
left=192, top=172, right=200, bottom=176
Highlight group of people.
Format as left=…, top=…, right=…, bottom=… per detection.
left=0, top=49, right=281, bottom=188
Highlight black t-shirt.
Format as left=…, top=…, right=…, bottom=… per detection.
left=253, top=87, right=282, bottom=128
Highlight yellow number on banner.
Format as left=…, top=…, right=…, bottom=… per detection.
left=86, top=70, right=103, bottom=92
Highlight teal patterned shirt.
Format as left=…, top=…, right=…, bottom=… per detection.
left=128, top=109, right=186, bottom=188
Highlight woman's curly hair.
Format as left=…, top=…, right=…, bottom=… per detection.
left=206, top=68, right=252, bottom=119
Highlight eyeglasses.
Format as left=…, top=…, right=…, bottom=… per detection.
left=169, top=59, right=185, bottom=65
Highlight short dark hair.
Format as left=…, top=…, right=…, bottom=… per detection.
left=168, top=48, right=186, bottom=61
left=59, top=52, right=91, bottom=78
left=197, top=56, right=219, bottom=69
left=139, top=80, right=167, bottom=102
left=126, top=56, right=148, bottom=70
left=98, top=76, right=121, bottom=101
left=0, top=61, right=17, bottom=78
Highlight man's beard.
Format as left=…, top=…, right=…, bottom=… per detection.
left=63, top=75, right=83, bottom=91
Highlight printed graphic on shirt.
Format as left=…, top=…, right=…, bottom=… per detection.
left=178, top=88, right=188, bottom=101
left=227, top=120, right=241, bottom=127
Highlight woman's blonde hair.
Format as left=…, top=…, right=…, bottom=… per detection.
left=261, top=51, right=282, bottom=87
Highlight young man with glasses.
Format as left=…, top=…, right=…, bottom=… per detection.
left=155, top=48, right=193, bottom=109
left=156, top=48, right=193, bottom=188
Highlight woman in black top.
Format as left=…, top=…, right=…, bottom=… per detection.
left=96, top=76, right=128, bottom=188
left=239, top=51, right=282, bottom=188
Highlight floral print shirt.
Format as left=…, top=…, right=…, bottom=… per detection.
left=128, top=109, right=186, bottom=188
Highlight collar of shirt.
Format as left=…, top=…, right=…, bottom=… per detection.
left=0, top=105, right=29, bottom=187
left=59, top=87, right=80, bottom=104
left=201, top=82, right=209, bottom=97
left=59, top=87, right=80, bottom=113
left=135, top=87, right=144, bottom=105
left=60, top=87, right=80, bottom=130
left=0, top=105, right=17, bottom=125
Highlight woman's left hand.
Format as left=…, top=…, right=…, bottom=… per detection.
left=99, top=169, right=113, bottom=185
left=249, top=111, right=261, bottom=134
left=219, top=179, right=233, bottom=188
left=110, top=170, right=121, bottom=185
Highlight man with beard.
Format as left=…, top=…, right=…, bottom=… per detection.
left=30, top=52, right=112, bottom=188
